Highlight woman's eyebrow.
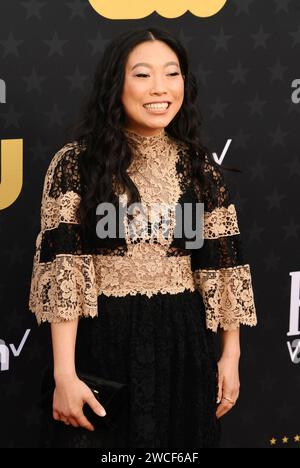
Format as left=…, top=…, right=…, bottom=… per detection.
left=131, top=61, right=180, bottom=71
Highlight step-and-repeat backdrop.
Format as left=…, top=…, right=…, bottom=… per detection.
left=0, top=0, right=299, bottom=448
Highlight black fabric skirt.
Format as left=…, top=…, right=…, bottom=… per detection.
left=39, top=289, right=221, bottom=448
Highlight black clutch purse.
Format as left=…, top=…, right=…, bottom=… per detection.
left=39, top=367, right=129, bottom=430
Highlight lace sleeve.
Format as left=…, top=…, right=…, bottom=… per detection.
left=28, top=142, right=98, bottom=325
left=191, top=153, right=257, bottom=332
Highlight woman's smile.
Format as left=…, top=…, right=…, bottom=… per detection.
left=143, top=101, right=171, bottom=114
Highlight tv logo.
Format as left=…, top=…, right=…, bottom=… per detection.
left=0, top=330, right=31, bottom=371
left=88, top=0, right=228, bottom=19
left=0, top=78, right=6, bottom=103
left=0, top=139, right=23, bottom=210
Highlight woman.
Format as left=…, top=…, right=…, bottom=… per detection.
left=28, top=27, right=257, bottom=448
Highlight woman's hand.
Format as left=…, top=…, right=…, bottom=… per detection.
left=215, top=354, right=240, bottom=419
left=52, top=374, right=106, bottom=431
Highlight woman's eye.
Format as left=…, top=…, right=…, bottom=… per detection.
left=135, top=72, right=180, bottom=78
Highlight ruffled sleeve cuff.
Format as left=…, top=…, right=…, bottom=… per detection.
left=29, top=240, right=98, bottom=325
left=193, top=264, right=257, bottom=332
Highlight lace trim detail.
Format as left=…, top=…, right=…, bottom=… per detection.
left=29, top=253, right=98, bottom=324
left=124, top=127, right=167, bottom=148
left=120, top=130, right=182, bottom=247
left=93, top=245, right=195, bottom=298
left=42, top=191, right=81, bottom=230
left=204, top=204, right=240, bottom=239
left=193, top=264, right=257, bottom=332
left=29, top=244, right=195, bottom=323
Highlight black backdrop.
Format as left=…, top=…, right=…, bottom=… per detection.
left=0, top=0, right=300, bottom=448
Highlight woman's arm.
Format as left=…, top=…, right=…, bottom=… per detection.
left=220, top=328, right=240, bottom=359
left=28, top=144, right=104, bottom=430
left=190, top=151, right=257, bottom=418
left=216, top=328, right=241, bottom=419
left=51, top=319, right=106, bottom=430
left=51, top=320, right=78, bottom=382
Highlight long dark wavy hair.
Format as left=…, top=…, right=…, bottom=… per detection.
left=68, top=27, right=240, bottom=234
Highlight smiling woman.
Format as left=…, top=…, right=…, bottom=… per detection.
left=29, top=26, right=256, bottom=449
left=121, top=41, right=185, bottom=134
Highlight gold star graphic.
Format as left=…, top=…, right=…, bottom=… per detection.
left=294, top=434, right=300, bottom=442
left=282, top=436, right=288, bottom=444
left=270, top=437, right=277, bottom=446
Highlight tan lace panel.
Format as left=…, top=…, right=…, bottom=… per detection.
left=93, top=244, right=195, bottom=299
left=123, top=129, right=182, bottom=248
left=29, top=246, right=195, bottom=324
left=29, top=253, right=98, bottom=325
left=204, top=204, right=240, bottom=239
left=42, top=191, right=81, bottom=230
left=193, top=264, right=257, bottom=332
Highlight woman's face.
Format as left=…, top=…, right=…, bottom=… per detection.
left=121, top=40, right=185, bottom=137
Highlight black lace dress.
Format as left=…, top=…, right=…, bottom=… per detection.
left=29, top=128, right=257, bottom=448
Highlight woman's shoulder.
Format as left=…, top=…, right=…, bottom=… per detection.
left=44, top=140, right=86, bottom=198
left=48, top=140, right=85, bottom=170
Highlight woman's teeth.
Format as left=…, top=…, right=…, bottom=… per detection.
left=143, top=102, right=169, bottom=110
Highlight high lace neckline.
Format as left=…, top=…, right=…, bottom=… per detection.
left=123, top=127, right=168, bottom=148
